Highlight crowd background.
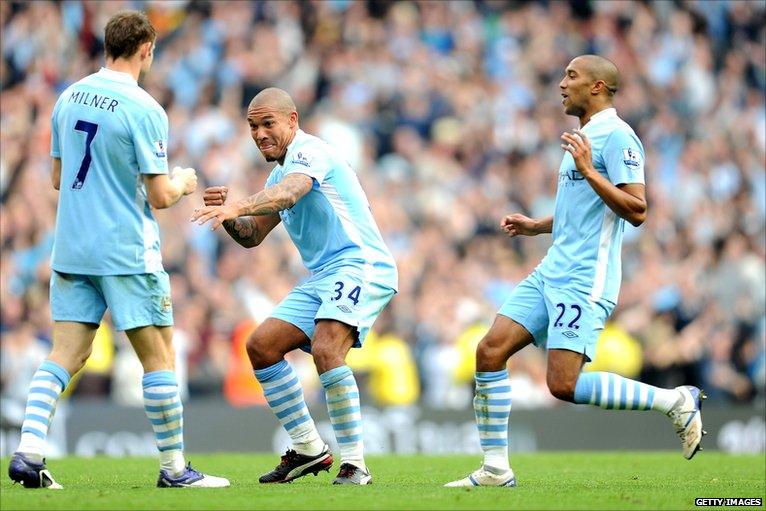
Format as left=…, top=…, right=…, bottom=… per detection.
left=1, top=0, right=764, bottom=422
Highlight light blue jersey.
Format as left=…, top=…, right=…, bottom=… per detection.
left=50, top=67, right=169, bottom=275
left=537, top=108, right=645, bottom=304
left=265, top=129, right=398, bottom=291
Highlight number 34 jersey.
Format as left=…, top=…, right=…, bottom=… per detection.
left=50, top=67, right=169, bottom=276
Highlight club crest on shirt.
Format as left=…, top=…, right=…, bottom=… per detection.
left=291, top=151, right=312, bottom=167
left=622, top=148, right=641, bottom=168
left=154, top=139, right=167, bottom=159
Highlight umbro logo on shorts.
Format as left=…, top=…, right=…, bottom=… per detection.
left=337, top=305, right=352, bottom=313
left=562, top=330, right=578, bottom=338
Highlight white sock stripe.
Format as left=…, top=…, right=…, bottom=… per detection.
left=626, top=379, right=636, bottom=407
left=21, top=424, right=46, bottom=436
left=263, top=382, right=303, bottom=401
left=261, top=371, right=298, bottom=391
left=480, top=392, right=512, bottom=401
left=143, top=396, right=181, bottom=407
left=271, top=394, right=309, bottom=414
left=599, top=373, right=609, bottom=408
left=483, top=404, right=513, bottom=413
left=152, top=419, right=183, bottom=432
left=611, top=375, right=619, bottom=409
left=145, top=409, right=184, bottom=420
left=26, top=405, right=54, bottom=418
left=157, top=435, right=183, bottom=447
left=277, top=408, right=312, bottom=425
left=479, top=430, right=509, bottom=439
left=30, top=379, right=63, bottom=392
left=327, top=411, right=362, bottom=424
left=332, top=424, right=363, bottom=436
left=638, top=383, right=649, bottom=410
left=26, top=393, right=58, bottom=408
left=143, top=384, right=177, bottom=393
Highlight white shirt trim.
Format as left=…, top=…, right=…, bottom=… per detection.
left=97, top=67, right=137, bottom=86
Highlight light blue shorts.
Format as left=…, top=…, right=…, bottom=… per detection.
left=270, top=267, right=396, bottom=353
left=50, top=270, right=173, bottom=331
left=497, top=271, right=613, bottom=362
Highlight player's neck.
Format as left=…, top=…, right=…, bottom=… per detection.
left=578, top=102, right=614, bottom=127
left=277, top=129, right=299, bottom=165
left=105, top=58, right=141, bottom=82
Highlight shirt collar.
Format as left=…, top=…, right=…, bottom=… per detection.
left=586, top=107, right=617, bottom=125
left=97, top=67, right=137, bottom=85
left=283, top=129, right=304, bottom=159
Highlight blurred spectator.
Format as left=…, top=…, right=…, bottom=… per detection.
left=1, top=0, right=764, bottom=410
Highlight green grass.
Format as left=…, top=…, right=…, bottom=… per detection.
left=1, top=452, right=764, bottom=510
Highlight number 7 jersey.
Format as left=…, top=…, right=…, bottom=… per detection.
left=50, top=67, right=169, bottom=275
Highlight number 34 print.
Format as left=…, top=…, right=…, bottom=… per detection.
left=331, top=281, right=361, bottom=306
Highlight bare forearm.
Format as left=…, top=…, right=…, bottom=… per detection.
left=235, top=176, right=310, bottom=217
left=222, top=217, right=260, bottom=248
left=234, top=188, right=295, bottom=217
left=534, top=216, right=553, bottom=234
left=583, top=171, right=646, bottom=226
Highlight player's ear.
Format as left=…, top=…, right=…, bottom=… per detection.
left=289, top=111, right=298, bottom=128
left=591, top=80, right=606, bottom=96
left=139, top=41, right=153, bottom=60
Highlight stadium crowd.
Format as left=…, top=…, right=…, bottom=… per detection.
left=1, top=0, right=764, bottom=416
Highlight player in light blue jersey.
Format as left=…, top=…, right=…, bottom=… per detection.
left=192, top=88, right=397, bottom=485
left=8, top=11, right=228, bottom=490
left=446, top=55, right=705, bottom=488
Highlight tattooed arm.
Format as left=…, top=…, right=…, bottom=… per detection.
left=222, top=215, right=281, bottom=248
left=193, top=173, right=312, bottom=241
left=233, top=173, right=313, bottom=216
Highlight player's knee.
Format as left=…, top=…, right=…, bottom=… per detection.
left=476, top=336, right=505, bottom=365
left=311, top=341, right=343, bottom=374
left=547, top=376, right=576, bottom=402
left=245, top=331, right=279, bottom=369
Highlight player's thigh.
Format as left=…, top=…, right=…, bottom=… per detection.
left=268, top=280, right=322, bottom=352
left=496, top=271, right=549, bottom=350
left=313, top=271, right=396, bottom=351
left=98, top=271, right=174, bottom=332
left=50, top=271, right=107, bottom=327
left=124, top=324, right=174, bottom=373
left=543, top=287, right=613, bottom=364
left=477, top=314, right=536, bottom=363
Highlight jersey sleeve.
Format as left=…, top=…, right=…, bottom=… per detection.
left=602, top=128, right=645, bottom=186
left=132, top=108, right=169, bottom=175
left=282, top=142, right=332, bottom=184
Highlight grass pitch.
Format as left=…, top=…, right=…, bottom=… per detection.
left=1, top=452, right=764, bottom=510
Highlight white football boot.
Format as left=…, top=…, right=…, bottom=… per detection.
left=668, top=385, right=707, bottom=459
left=444, top=465, right=516, bottom=488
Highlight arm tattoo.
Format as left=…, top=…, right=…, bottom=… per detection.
left=235, top=174, right=312, bottom=217
left=223, top=217, right=259, bottom=248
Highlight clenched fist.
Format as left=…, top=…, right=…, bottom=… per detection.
left=203, top=186, right=228, bottom=206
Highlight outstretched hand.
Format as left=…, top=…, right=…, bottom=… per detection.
left=190, top=203, right=240, bottom=230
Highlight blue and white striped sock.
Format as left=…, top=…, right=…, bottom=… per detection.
left=474, top=370, right=511, bottom=471
left=143, top=370, right=186, bottom=475
left=254, top=360, right=323, bottom=456
left=320, top=366, right=365, bottom=471
left=17, top=360, right=70, bottom=458
left=574, top=372, right=681, bottom=413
